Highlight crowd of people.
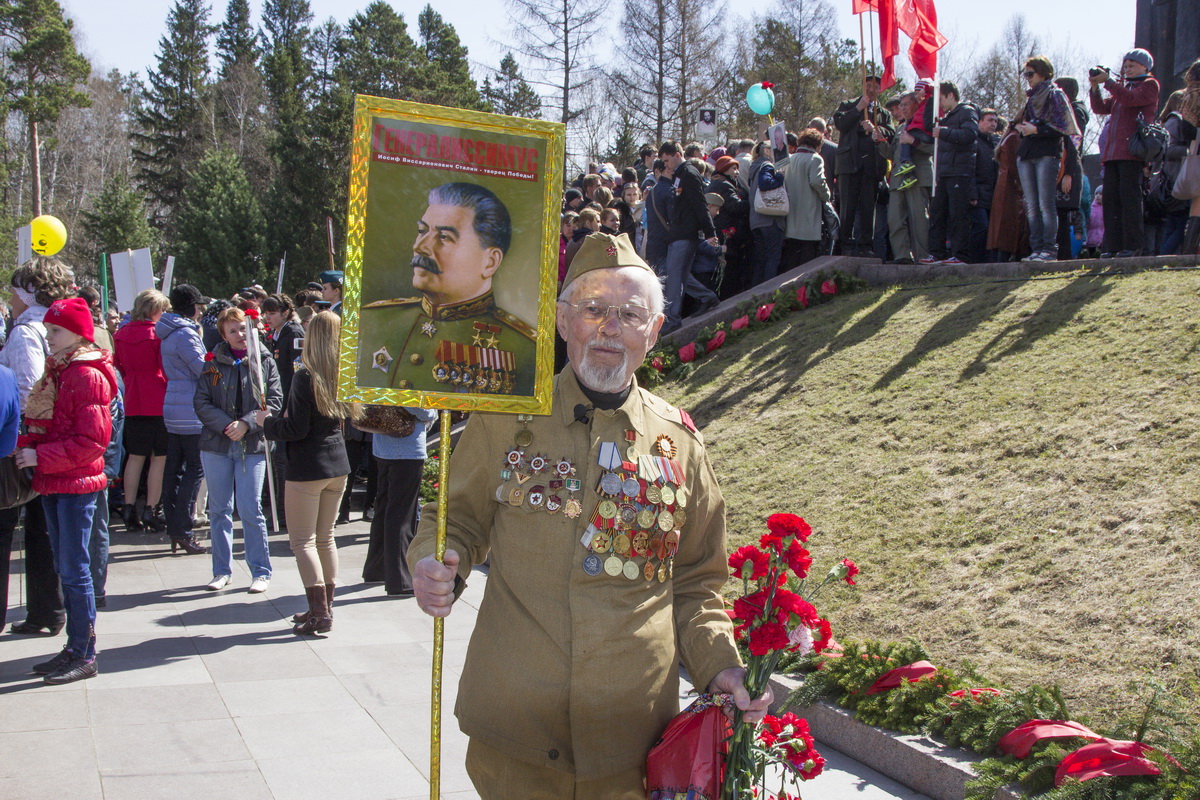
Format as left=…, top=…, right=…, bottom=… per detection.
left=0, top=262, right=433, bottom=683
left=563, top=49, right=1200, bottom=333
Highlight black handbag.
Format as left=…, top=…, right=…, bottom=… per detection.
left=0, top=456, right=37, bottom=510
left=1145, top=169, right=1187, bottom=220
left=1129, top=114, right=1168, bottom=162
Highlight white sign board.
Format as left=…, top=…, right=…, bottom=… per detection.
left=16, top=225, right=31, bottom=266
left=163, top=255, right=176, bottom=296
left=109, top=248, right=154, bottom=312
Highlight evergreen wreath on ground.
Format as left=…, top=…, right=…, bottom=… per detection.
left=637, top=270, right=868, bottom=388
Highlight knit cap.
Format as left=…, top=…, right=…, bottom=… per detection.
left=1124, top=48, right=1153, bottom=71
left=45, top=297, right=95, bottom=343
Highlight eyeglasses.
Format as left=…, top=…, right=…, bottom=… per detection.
left=562, top=299, right=654, bottom=328
left=1022, top=70, right=1036, bottom=78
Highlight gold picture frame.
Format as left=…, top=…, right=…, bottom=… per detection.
left=337, top=95, right=565, bottom=415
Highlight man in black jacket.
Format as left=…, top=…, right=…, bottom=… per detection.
left=659, top=140, right=719, bottom=332
left=970, top=108, right=1000, bottom=262
left=832, top=75, right=893, bottom=256
left=923, top=82, right=979, bottom=265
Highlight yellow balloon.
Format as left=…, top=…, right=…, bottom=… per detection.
left=30, top=214, right=67, bottom=256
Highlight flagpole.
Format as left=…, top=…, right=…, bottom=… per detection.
left=245, top=320, right=280, bottom=535
left=931, top=68, right=939, bottom=198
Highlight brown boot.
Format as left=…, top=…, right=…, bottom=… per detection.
left=292, top=583, right=336, bottom=624
left=292, top=586, right=332, bottom=635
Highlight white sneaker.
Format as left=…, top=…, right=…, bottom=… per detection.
left=248, top=576, right=270, bottom=594
left=206, top=574, right=231, bottom=591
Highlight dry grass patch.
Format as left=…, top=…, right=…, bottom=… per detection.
left=658, top=269, right=1200, bottom=724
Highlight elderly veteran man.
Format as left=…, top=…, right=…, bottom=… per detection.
left=409, top=231, right=770, bottom=799
left=358, top=182, right=536, bottom=394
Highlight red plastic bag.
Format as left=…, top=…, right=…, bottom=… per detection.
left=1055, top=739, right=1166, bottom=786
left=646, top=694, right=732, bottom=800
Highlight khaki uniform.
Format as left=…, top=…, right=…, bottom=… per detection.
left=358, top=291, right=535, bottom=395
left=408, top=368, right=740, bottom=782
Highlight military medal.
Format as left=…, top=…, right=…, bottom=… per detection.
left=546, top=495, right=562, bottom=514
left=583, top=553, right=603, bottom=576
left=659, top=484, right=676, bottom=506
left=644, top=561, right=656, bottom=581
left=371, top=346, right=393, bottom=373
left=657, top=562, right=668, bottom=582
left=564, top=498, right=582, bottom=519
left=673, top=508, right=687, bottom=527
left=646, top=484, right=662, bottom=505
left=631, top=531, right=649, bottom=557
left=604, top=556, right=623, bottom=576
left=421, top=321, right=437, bottom=337
left=591, top=530, right=613, bottom=552
left=621, top=476, right=640, bottom=498
left=527, top=486, right=545, bottom=508
left=622, top=560, right=641, bottom=580
left=625, top=429, right=639, bottom=461
left=658, top=509, right=674, bottom=531
left=637, top=508, right=656, bottom=529
left=507, top=486, right=523, bottom=506
left=598, top=499, right=618, bottom=520
left=654, top=434, right=677, bottom=459
left=529, top=454, right=547, bottom=474
left=514, top=415, right=534, bottom=447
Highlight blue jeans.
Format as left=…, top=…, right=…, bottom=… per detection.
left=200, top=449, right=271, bottom=579
left=89, top=487, right=109, bottom=601
left=1017, top=156, right=1059, bottom=254
left=42, top=492, right=99, bottom=659
left=660, top=238, right=717, bottom=331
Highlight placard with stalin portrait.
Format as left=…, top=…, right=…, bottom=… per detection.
left=339, top=97, right=564, bottom=415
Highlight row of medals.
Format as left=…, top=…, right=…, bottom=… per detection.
left=433, top=362, right=517, bottom=395
left=493, top=417, right=686, bottom=583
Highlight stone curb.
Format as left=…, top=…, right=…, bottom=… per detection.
left=768, top=673, right=986, bottom=800
left=662, top=253, right=1200, bottom=348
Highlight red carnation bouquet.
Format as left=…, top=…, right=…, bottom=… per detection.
left=721, top=513, right=858, bottom=800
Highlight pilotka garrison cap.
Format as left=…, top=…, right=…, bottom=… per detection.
left=560, top=232, right=654, bottom=290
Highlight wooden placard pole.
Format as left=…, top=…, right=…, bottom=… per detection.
left=430, top=409, right=452, bottom=798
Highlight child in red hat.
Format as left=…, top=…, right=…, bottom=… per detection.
left=15, top=296, right=119, bottom=684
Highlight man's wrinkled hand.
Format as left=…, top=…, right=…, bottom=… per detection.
left=709, top=666, right=773, bottom=724
left=414, top=549, right=460, bottom=618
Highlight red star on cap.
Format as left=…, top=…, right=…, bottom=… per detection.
left=606, top=245, right=617, bottom=257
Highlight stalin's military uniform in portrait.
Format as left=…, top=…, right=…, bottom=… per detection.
left=408, top=232, right=773, bottom=800
left=357, top=181, right=536, bottom=395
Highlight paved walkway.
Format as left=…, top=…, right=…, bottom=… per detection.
left=1, top=518, right=927, bottom=800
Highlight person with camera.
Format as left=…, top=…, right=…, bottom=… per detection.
left=1089, top=49, right=1161, bottom=257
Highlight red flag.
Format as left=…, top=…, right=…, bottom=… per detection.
left=851, top=0, right=880, bottom=13
left=877, top=0, right=900, bottom=89
left=897, top=0, right=947, bottom=79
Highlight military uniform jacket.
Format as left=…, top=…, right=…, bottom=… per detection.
left=358, top=291, right=535, bottom=395
left=408, top=368, right=741, bottom=779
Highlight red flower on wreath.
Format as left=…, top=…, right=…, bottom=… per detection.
left=748, top=621, right=790, bottom=655
left=732, top=315, right=749, bottom=331
left=706, top=330, right=726, bottom=353
left=204, top=352, right=215, bottom=362
left=678, top=342, right=696, bottom=363
left=651, top=356, right=664, bottom=372
left=797, top=285, right=809, bottom=308
left=820, top=280, right=837, bottom=296
left=729, top=545, right=770, bottom=581
left=756, top=303, right=775, bottom=322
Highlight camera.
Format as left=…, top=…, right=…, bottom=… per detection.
left=1089, top=65, right=1111, bottom=78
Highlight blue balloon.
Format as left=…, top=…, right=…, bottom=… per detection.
left=746, top=84, right=776, bottom=116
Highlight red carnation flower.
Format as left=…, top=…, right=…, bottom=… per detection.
left=756, top=302, right=775, bottom=322
left=244, top=307, right=260, bottom=319
left=796, top=751, right=825, bottom=780
left=706, top=330, right=726, bottom=353
left=773, top=589, right=819, bottom=627
left=204, top=352, right=214, bottom=362
left=840, top=558, right=859, bottom=585
left=732, top=588, right=773, bottom=625
left=678, top=341, right=696, bottom=363
left=811, top=618, right=833, bottom=653
left=651, top=356, right=664, bottom=371
left=784, top=539, right=813, bottom=578
left=729, top=545, right=770, bottom=581
left=748, top=621, right=790, bottom=656
left=797, top=285, right=809, bottom=308
left=761, top=81, right=775, bottom=89
left=767, top=513, right=811, bottom=542
left=820, top=280, right=837, bottom=296
left=732, top=315, right=749, bottom=331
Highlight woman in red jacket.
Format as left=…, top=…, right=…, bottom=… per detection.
left=15, top=298, right=118, bottom=684
left=1089, top=48, right=1161, bottom=257
left=113, top=289, right=170, bottom=531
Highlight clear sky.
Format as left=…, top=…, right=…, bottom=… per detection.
left=63, top=0, right=1138, bottom=93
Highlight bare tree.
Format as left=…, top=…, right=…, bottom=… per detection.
left=502, top=0, right=602, bottom=127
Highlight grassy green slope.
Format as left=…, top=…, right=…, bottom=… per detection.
left=657, top=270, right=1200, bottom=722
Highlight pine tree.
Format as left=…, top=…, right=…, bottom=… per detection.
left=337, top=1, right=418, bottom=99
left=174, top=149, right=267, bottom=295
left=80, top=172, right=156, bottom=265
left=485, top=52, right=541, bottom=119
left=414, top=6, right=485, bottom=110
left=130, top=0, right=214, bottom=235
left=215, top=0, right=257, bottom=77
left=0, top=0, right=91, bottom=216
